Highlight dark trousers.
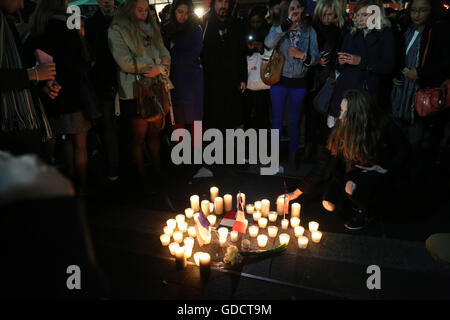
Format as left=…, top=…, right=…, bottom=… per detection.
left=97, top=97, right=119, bottom=175
left=243, top=89, right=271, bottom=130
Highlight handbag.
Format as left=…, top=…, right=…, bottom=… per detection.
left=414, top=28, right=450, bottom=117
left=260, top=38, right=285, bottom=86
left=313, top=73, right=336, bottom=115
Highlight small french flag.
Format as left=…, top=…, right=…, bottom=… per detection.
left=232, top=192, right=247, bottom=234
left=194, top=208, right=211, bottom=247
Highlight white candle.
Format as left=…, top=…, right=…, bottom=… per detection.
left=257, top=235, right=268, bottom=248
left=167, top=219, right=177, bottom=230
left=268, top=226, right=278, bottom=238
left=210, top=187, right=219, bottom=202
left=298, top=236, right=309, bottom=248
left=194, top=252, right=203, bottom=266
left=290, top=217, right=300, bottom=228
left=201, top=200, right=210, bottom=216
left=193, top=212, right=199, bottom=220
left=164, top=226, right=174, bottom=236
left=291, top=203, right=301, bottom=218
left=207, top=214, right=216, bottom=227
left=185, top=246, right=193, bottom=258
left=175, top=246, right=186, bottom=269
left=188, top=226, right=197, bottom=238
left=199, top=252, right=211, bottom=276
left=258, top=217, right=268, bottom=229
left=294, top=226, right=305, bottom=237
left=261, top=199, right=270, bottom=216
left=214, top=196, right=224, bottom=215
left=184, top=237, right=194, bottom=248
left=160, top=234, right=170, bottom=246
left=309, top=221, right=319, bottom=232
left=246, top=204, right=255, bottom=214
left=236, top=192, right=246, bottom=207
left=253, top=211, right=261, bottom=222
left=209, top=203, right=214, bottom=214
left=185, top=208, right=194, bottom=219
left=249, top=225, right=259, bottom=237
left=268, top=211, right=278, bottom=222
left=224, top=194, right=232, bottom=212
left=279, top=233, right=290, bottom=246
left=218, top=227, right=229, bottom=239
left=230, top=231, right=239, bottom=242
left=254, top=201, right=262, bottom=211
left=178, top=221, right=188, bottom=233
left=190, top=195, right=200, bottom=212
left=311, top=231, right=322, bottom=243
left=219, top=236, right=227, bottom=247
left=176, top=214, right=185, bottom=225
left=173, top=231, right=183, bottom=243
left=281, top=218, right=289, bottom=230
left=276, top=197, right=286, bottom=215
left=169, top=242, right=179, bottom=255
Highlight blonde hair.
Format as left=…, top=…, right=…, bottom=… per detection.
left=350, top=0, right=391, bottom=34
left=29, top=0, right=68, bottom=35
left=111, top=0, right=164, bottom=54
left=312, top=0, right=345, bottom=28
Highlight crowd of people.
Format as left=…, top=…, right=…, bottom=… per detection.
left=1, top=0, right=450, bottom=228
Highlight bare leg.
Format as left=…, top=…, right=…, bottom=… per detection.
left=130, top=119, right=148, bottom=178
left=147, top=121, right=162, bottom=173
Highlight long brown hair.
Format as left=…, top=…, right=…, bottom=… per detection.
left=312, top=0, right=345, bottom=28
left=29, top=0, right=68, bottom=35
left=326, top=90, right=388, bottom=165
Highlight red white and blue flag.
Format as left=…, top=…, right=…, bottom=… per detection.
left=283, top=181, right=289, bottom=216
left=194, top=208, right=211, bottom=247
left=232, top=192, right=247, bottom=234
left=219, top=211, right=237, bottom=229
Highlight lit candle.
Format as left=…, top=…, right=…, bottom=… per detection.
left=218, top=227, right=229, bottom=239
left=246, top=204, right=255, bottom=214
left=194, top=252, right=203, bottom=266
left=279, top=233, right=290, bottom=246
left=164, top=226, right=174, bottom=236
left=184, top=237, right=194, bottom=248
left=173, top=231, right=183, bottom=243
left=268, top=211, right=278, bottom=222
left=175, top=246, right=186, bottom=269
left=236, top=192, right=246, bottom=207
left=281, top=218, right=289, bottom=230
left=185, top=208, right=194, bottom=219
left=207, top=214, right=216, bottom=227
left=199, top=252, right=211, bottom=277
left=178, top=221, right=188, bottom=233
left=290, top=217, right=300, bottom=228
left=210, top=187, right=219, bottom=202
left=294, top=226, right=305, bottom=237
left=230, top=231, right=239, bottom=242
left=254, top=201, right=262, bottom=212
left=160, top=234, right=170, bottom=246
left=311, top=231, right=322, bottom=243
left=224, top=194, right=232, bottom=212
left=190, top=195, right=200, bottom=212
left=167, top=219, right=177, bottom=230
left=257, top=235, right=268, bottom=248
left=185, top=246, right=193, bottom=258
left=176, top=214, right=185, bottom=225
left=214, top=196, right=223, bottom=215
left=261, top=199, right=270, bottom=216
left=268, top=226, right=278, bottom=238
left=258, top=217, right=268, bottom=229
left=188, top=227, right=197, bottom=238
left=253, top=211, right=261, bottom=222
left=309, top=221, right=319, bottom=232
left=298, top=236, right=309, bottom=248
left=209, top=203, right=214, bottom=214
left=249, top=225, right=259, bottom=237
left=219, top=236, right=227, bottom=247
left=201, top=200, right=210, bottom=216
left=291, top=203, right=301, bottom=218
left=169, top=242, right=179, bottom=255
left=193, top=212, right=199, bottom=220
left=276, top=197, right=286, bottom=215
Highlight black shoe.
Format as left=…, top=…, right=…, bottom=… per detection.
left=344, top=210, right=370, bottom=230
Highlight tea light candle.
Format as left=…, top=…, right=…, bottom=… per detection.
left=230, top=231, right=239, bottom=242
left=190, top=195, right=200, bottom=212
left=178, top=221, right=188, bottom=233
left=184, top=237, right=194, bottom=248
left=207, top=214, right=216, bottom=227
left=290, top=217, right=300, bottom=228
left=253, top=211, right=261, bottom=222
left=210, top=187, right=219, bottom=202
left=160, top=234, right=170, bottom=246
left=194, top=252, right=203, bottom=266
left=291, top=203, right=301, bottom=218
left=175, top=246, right=186, bottom=269
left=167, top=219, right=177, bottom=230
left=258, top=217, right=268, bottom=229
left=218, top=227, right=229, bottom=239
left=276, top=197, right=286, bottom=215
left=173, top=231, right=183, bottom=243
left=257, top=235, right=268, bottom=248
left=169, top=242, right=179, bottom=255
left=268, top=211, right=278, bottom=222
left=268, top=226, right=278, bottom=238
left=201, top=200, right=210, bottom=216
left=311, top=231, right=322, bottom=243
left=224, top=194, right=232, bottom=212
left=246, top=204, right=255, bottom=214
left=164, top=226, right=174, bottom=236
left=309, top=221, right=319, bottom=232
left=209, top=203, right=214, bottom=214
left=294, top=226, right=305, bottom=237
left=261, top=199, right=270, bottom=216
left=199, top=252, right=211, bottom=276
left=185, top=208, right=194, bottom=219
left=298, top=236, right=309, bottom=248
left=185, top=245, right=193, bottom=258
left=236, top=192, right=246, bottom=207
left=219, top=236, right=227, bottom=247
left=188, top=226, right=197, bottom=238
left=176, top=214, right=185, bottom=225
left=254, top=201, right=262, bottom=211
left=249, top=225, right=259, bottom=237
left=281, top=218, right=289, bottom=230
left=279, top=233, right=290, bottom=246
left=214, top=196, right=224, bottom=215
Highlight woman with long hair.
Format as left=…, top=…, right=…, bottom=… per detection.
left=108, top=0, right=170, bottom=187
left=280, top=90, right=410, bottom=230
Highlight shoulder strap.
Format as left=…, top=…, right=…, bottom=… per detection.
left=421, top=27, right=432, bottom=68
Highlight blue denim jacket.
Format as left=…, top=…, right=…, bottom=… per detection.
left=264, top=24, right=320, bottom=79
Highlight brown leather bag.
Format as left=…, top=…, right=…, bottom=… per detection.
left=260, top=38, right=285, bottom=86
left=414, top=28, right=450, bottom=117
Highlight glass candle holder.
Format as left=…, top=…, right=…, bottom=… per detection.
left=164, top=226, right=174, bottom=236
left=218, top=227, right=229, bottom=239
left=281, top=218, right=289, bottom=230
left=160, top=234, right=170, bottom=246
left=268, top=226, right=278, bottom=238
left=257, top=235, right=268, bottom=248
left=184, top=237, right=194, bottom=248
left=268, top=211, right=278, bottom=222
left=173, top=231, right=183, bottom=243
left=169, top=242, right=179, bottom=255
left=253, top=211, right=261, bottom=222
left=178, top=221, right=188, bottom=233
left=185, top=208, right=194, bottom=219
left=246, top=204, right=255, bottom=214
left=258, top=217, right=268, bottom=229
left=188, top=226, right=197, bottom=238
left=290, top=217, right=300, bottom=228
left=309, top=221, right=319, bottom=232
left=230, top=231, right=239, bottom=242
left=311, top=231, right=322, bottom=243
left=167, top=219, right=177, bottom=230
left=298, top=236, right=309, bottom=248
left=294, top=226, right=305, bottom=238
left=176, top=214, right=185, bottom=225
left=249, top=225, right=259, bottom=237
left=279, top=233, right=290, bottom=245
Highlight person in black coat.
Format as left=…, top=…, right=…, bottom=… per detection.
left=201, top=0, right=247, bottom=131
left=280, top=90, right=410, bottom=230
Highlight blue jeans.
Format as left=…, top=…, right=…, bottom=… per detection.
left=270, top=85, right=307, bottom=153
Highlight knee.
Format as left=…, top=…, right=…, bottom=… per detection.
left=322, top=200, right=336, bottom=212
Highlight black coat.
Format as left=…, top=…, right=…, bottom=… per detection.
left=201, top=11, right=247, bottom=130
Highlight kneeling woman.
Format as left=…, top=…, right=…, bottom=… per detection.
left=280, top=90, right=410, bottom=230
